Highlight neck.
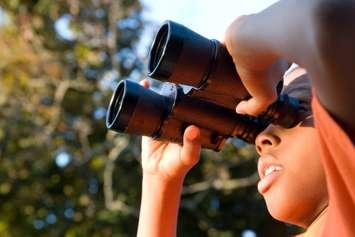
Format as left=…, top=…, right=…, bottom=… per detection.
left=303, top=206, right=328, bottom=237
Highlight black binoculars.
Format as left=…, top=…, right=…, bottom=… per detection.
left=106, top=20, right=300, bottom=151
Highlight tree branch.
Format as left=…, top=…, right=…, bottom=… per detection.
left=182, top=172, right=259, bottom=195
left=103, top=135, right=138, bottom=216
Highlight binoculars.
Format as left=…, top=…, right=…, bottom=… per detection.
left=106, top=20, right=300, bottom=151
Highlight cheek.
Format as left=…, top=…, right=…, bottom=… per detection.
left=263, top=129, right=328, bottom=226
left=264, top=167, right=328, bottom=226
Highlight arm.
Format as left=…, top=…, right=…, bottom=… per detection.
left=137, top=126, right=201, bottom=237
left=225, top=0, right=355, bottom=140
left=137, top=176, right=184, bottom=237
left=136, top=79, right=201, bottom=237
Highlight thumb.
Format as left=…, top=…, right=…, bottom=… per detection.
left=234, top=62, right=281, bottom=116
left=236, top=95, right=276, bottom=116
left=180, top=125, right=201, bottom=168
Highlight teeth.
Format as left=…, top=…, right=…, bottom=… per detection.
left=264, top=166, right=282, bottom=177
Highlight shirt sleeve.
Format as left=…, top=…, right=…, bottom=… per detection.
left=312, top=92, right=355, bottom=237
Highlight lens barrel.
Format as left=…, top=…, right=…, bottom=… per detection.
left=106, top=80, right=173, bottom=137
left=106, top=80, right=267, bottom=150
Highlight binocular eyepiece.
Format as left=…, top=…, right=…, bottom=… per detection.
left=106, top=20, right=300, bottom=151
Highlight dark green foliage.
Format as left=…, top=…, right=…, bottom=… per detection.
left=0, top=1, right=293, bottom=236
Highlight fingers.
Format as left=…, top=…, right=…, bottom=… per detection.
left=234, top=67, right=278, bottom=116
left=180, top=125, right=201, bottom=168
left=225, top=15, right=290, bottom=116
left=236, top=97, right=272, bottom=116
left=234, top=60, right=289, bottom=116
left=237, top=57, right=291, bottom=116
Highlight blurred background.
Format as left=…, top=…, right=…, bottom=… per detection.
left=0, top=0, right=299, bottom=236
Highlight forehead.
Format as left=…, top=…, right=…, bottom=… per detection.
left=282, top=65, right=312, bottom=105
left=282, top=74, right=312, bottom=103
left=282, top=71, right=313, bottom=125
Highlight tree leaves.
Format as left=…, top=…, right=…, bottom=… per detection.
left=0, top=1, right=291, bottom=236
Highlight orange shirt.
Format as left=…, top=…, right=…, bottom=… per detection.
left=311, top=94, right=355, bottom=236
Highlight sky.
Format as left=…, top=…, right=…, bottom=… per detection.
left=0, top=1, right=279, bottom=41
left=1, top=1, right=280, bottom=71
left=141, top=0, right=278, bottom=40
left=43, top=1, right=280, bottom=58
left=0, top=7, right=7, bottom=26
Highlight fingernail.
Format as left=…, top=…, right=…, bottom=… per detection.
left=236, top=103, right=246, bottom=114
left=186, top=126, right=200, bottom=141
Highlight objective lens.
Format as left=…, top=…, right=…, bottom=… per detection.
left=107, top=84, right=124, bottom=127
left=106, top=80, right=175, bottom=136
left=106, top=81, right=136, bottom=132
left=149, top=24, right=169, bottom=73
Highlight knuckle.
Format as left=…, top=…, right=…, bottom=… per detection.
left=225, top=15, right=247, bottom=48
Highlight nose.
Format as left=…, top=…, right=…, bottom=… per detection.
left=255, top=125, right=281, bottom=155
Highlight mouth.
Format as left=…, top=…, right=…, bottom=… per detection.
left=257, top=156, right=283, bottom=194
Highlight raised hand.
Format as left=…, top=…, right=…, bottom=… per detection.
left=139, top=79, right=202, bottom=182
left=137, top=79, right=202, bottom=237
left=224, top=15, right=290, bottom=116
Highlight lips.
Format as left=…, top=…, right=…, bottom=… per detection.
left=257, top=155, right=283, bottom=194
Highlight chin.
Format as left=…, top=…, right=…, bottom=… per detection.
left=263, top=190, right=309, bottom=228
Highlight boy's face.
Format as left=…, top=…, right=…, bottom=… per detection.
left=255, top=68, right=328, bottom=228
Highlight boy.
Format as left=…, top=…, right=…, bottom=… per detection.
left=136, top=1, right=355, bottom=236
